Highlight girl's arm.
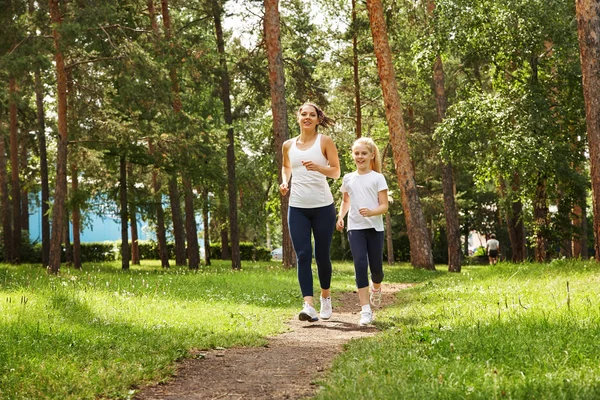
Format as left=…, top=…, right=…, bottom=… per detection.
left=279, top=140, right=292, bottom=196
left=336, top=192, right=350, bottom=231
left=359, top=189, right=389, bottom=217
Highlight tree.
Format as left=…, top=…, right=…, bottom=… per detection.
left=213, top=0, right=241, bottom=270
left=575, top=0, right=600, bottom=261
left=47, top=0, right=69, bottom=274
left=365, top=0, right=435, bottom=270
left=264, top=0, right=294, bottom=268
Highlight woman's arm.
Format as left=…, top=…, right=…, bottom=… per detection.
left=279, top=140, right=292, bottom=196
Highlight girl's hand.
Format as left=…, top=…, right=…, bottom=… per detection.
left=358, top=207, right=371, bottom=217
left=279, top=182, right=289, bottom=196
left=336, top=217, right=344, bottom=231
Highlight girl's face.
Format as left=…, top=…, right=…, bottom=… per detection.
left=297, top=105, right=319, bottom=131
left=352, top=143, right=374, bottom=172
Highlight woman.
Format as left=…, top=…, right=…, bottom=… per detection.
left=279, top=102, right=340, bottom=322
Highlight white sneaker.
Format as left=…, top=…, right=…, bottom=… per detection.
left=370, top=287, right=382, bottom=307
left=320, top=297, right=332, bottom=319
left=299, top=303, right=318, bottom=322
left=359, top=310, right=373, bottom=326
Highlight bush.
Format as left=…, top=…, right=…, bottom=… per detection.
left=80, top=242, right=117, bottom=262
left=209, top=242, right=270, bottom=261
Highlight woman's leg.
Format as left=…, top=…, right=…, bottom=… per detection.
left=312, top=204, right=336, bottom=295
left=288, top=206, right=314, bottom=302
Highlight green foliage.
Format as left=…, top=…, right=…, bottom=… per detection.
left=209, top=242, right=271, bottom=261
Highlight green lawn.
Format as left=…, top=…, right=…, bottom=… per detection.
left=2, top=259, right=600, bottom=399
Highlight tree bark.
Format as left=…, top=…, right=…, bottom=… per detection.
left=575, top=0, right=600, bottom=261
left=365, top=0, right=435, bottom=270
left=433, top=54, right=462, bottom=272
left=64, top=209, right=72, bottom=265
left=0, top=133, right=12, bottom=262
left=533, top=177, right=549, bottom=262
left=500, top=173, right=526, bottom=262
left=128, top=163, right=140, bottom=265
left=34, top=67, right=50, bottom=267
left=183, top=177, right=200, bottom=269
left=20, top=140, right=28, bottom=234
left=9, top=77, right=21, bottom=263
left=202, top=188, right=211, bottom=266
left=352, top=0, right=362, bottom=138
left=220, top=228, right=230, bottom=260
left=572, top=202, right=583, bottom=257
left=168, top=174, right=187, bottom=266
left=149, top=139, right=169, bottom=268
left=48, top=0, right=69, bottom=274
left=119, top=155, right=130, bottom=270
left=213, top=0, right=241, bottom=270
left=71, top=164, right=81, bottom=269
left=264, top=0, right=294, bottom=268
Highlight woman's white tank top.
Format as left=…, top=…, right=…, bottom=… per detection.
left=289, top=134, right=334, bottom=208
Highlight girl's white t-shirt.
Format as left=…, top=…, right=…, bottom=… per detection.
left=289, top=134, right=334, bottom=208
left=340, top=170, right=388, bottom=231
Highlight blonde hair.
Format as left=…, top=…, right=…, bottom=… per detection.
left=297, top=102, right=335, bottom=130
left=352, top=137, right=382, bottom=173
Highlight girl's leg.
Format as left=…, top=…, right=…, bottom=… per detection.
left=312, top=203, right=336, bottom=296
left=366, top=229, right=385, bottom=286
left=348, top=229, right=370, bottom=300
left=288, top=206, right=314, bottom=304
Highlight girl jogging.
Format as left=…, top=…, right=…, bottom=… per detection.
left=336, top=137, right=388, bottom=326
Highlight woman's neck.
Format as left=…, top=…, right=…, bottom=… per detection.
left=299, top=127, right=317, bottom=139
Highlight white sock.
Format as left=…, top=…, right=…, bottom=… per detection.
left=361, top=304, right=372, bottom=313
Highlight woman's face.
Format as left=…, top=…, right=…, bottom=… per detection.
left=297, top=105, right=319, bottom=130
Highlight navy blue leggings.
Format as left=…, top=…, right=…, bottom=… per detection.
left=347, top=229, right=384, bottom=289
left=288, top=204, right=336, bottom=297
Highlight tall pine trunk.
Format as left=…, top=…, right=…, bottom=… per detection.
left=213, top=0, right=241, bottom=270
left=352, top=0, right=362, bottom=138
left=127, top=163, right=140, bottom=265
left=9, top=77, right=21, bottom=263
left=119, top=155, right=130, bottom=270
left=433, top=54, right=462, bottom=272
left=264, top=0, right=294, bottom=268
left=365, top=0, right=434, bottom=270
left=0, top=132, right=11, bottom=261
left=48, top=0, right=69, bottom=274
left=575, top=0, right=600, bottom=261
left=168, top=175, right=187, bottom=266
left=71, top=164, right=81, bottom=269
left=202, top=188, right=211, bottom=266
left=533, top=176, right=549, bottom=262
left=149, top=139, right=169, bottom=268
left=183, top=177, right=200, bottom=269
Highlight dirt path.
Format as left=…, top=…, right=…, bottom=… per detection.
left=134, top=283, right=409, bottom=400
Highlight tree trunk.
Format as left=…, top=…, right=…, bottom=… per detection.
left=575, top=0, right=600, bottom=261
left=220, top=228, right=230, bottom=260
left=20, top=140, right=28, bottom=233
left=352, top=0, right=362, bottom=138
left=264, top=0, right=294, bottom=268
left=34, top=67, right=50, bottom=267
left=433, top=54, right=462, bottom=272
left=581, top=200, right=589, bottom=258
left=533, top=177, right=549, bottom=262
left=71, top=164, right=81, bottom=269
left=9, top=77, right=21, bottom=263
left=0, top=133, right=12, bottom=262
left=48, top=0, right=69, bottom=274
left=127, top=163, right=140, bottom=265
left=119, top=155, right=130, bottom=270
left=386, top=212, right=394, bottom=264
left=365, top=0, right=434, bottom=270
left=202, top=188, right=211, bottom=266
left=213, top=0, right=241, bottom=270
left=183, top=177, right=200, bottom=269
left=149, top=139, right=169, bottom=268
left=168, top=174, right=187, bottom=266
left=572, top=202, right=583, bottom=258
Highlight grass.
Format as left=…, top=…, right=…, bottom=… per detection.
left=316, top=259, right=600, bottom=400
left=2, top=259, right=600, bottom=399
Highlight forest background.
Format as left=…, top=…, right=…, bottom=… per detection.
left=0, top=0, right=598, bottom=273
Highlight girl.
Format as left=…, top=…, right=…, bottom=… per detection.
left=280, top=103, right=340, bottom=322
left=336, top=137, right=388, bottom=326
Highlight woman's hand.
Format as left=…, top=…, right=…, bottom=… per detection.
left=279, top=182, right=289, bottom=196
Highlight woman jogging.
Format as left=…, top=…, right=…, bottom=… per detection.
left=280, top=102, right=340, bottom=322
